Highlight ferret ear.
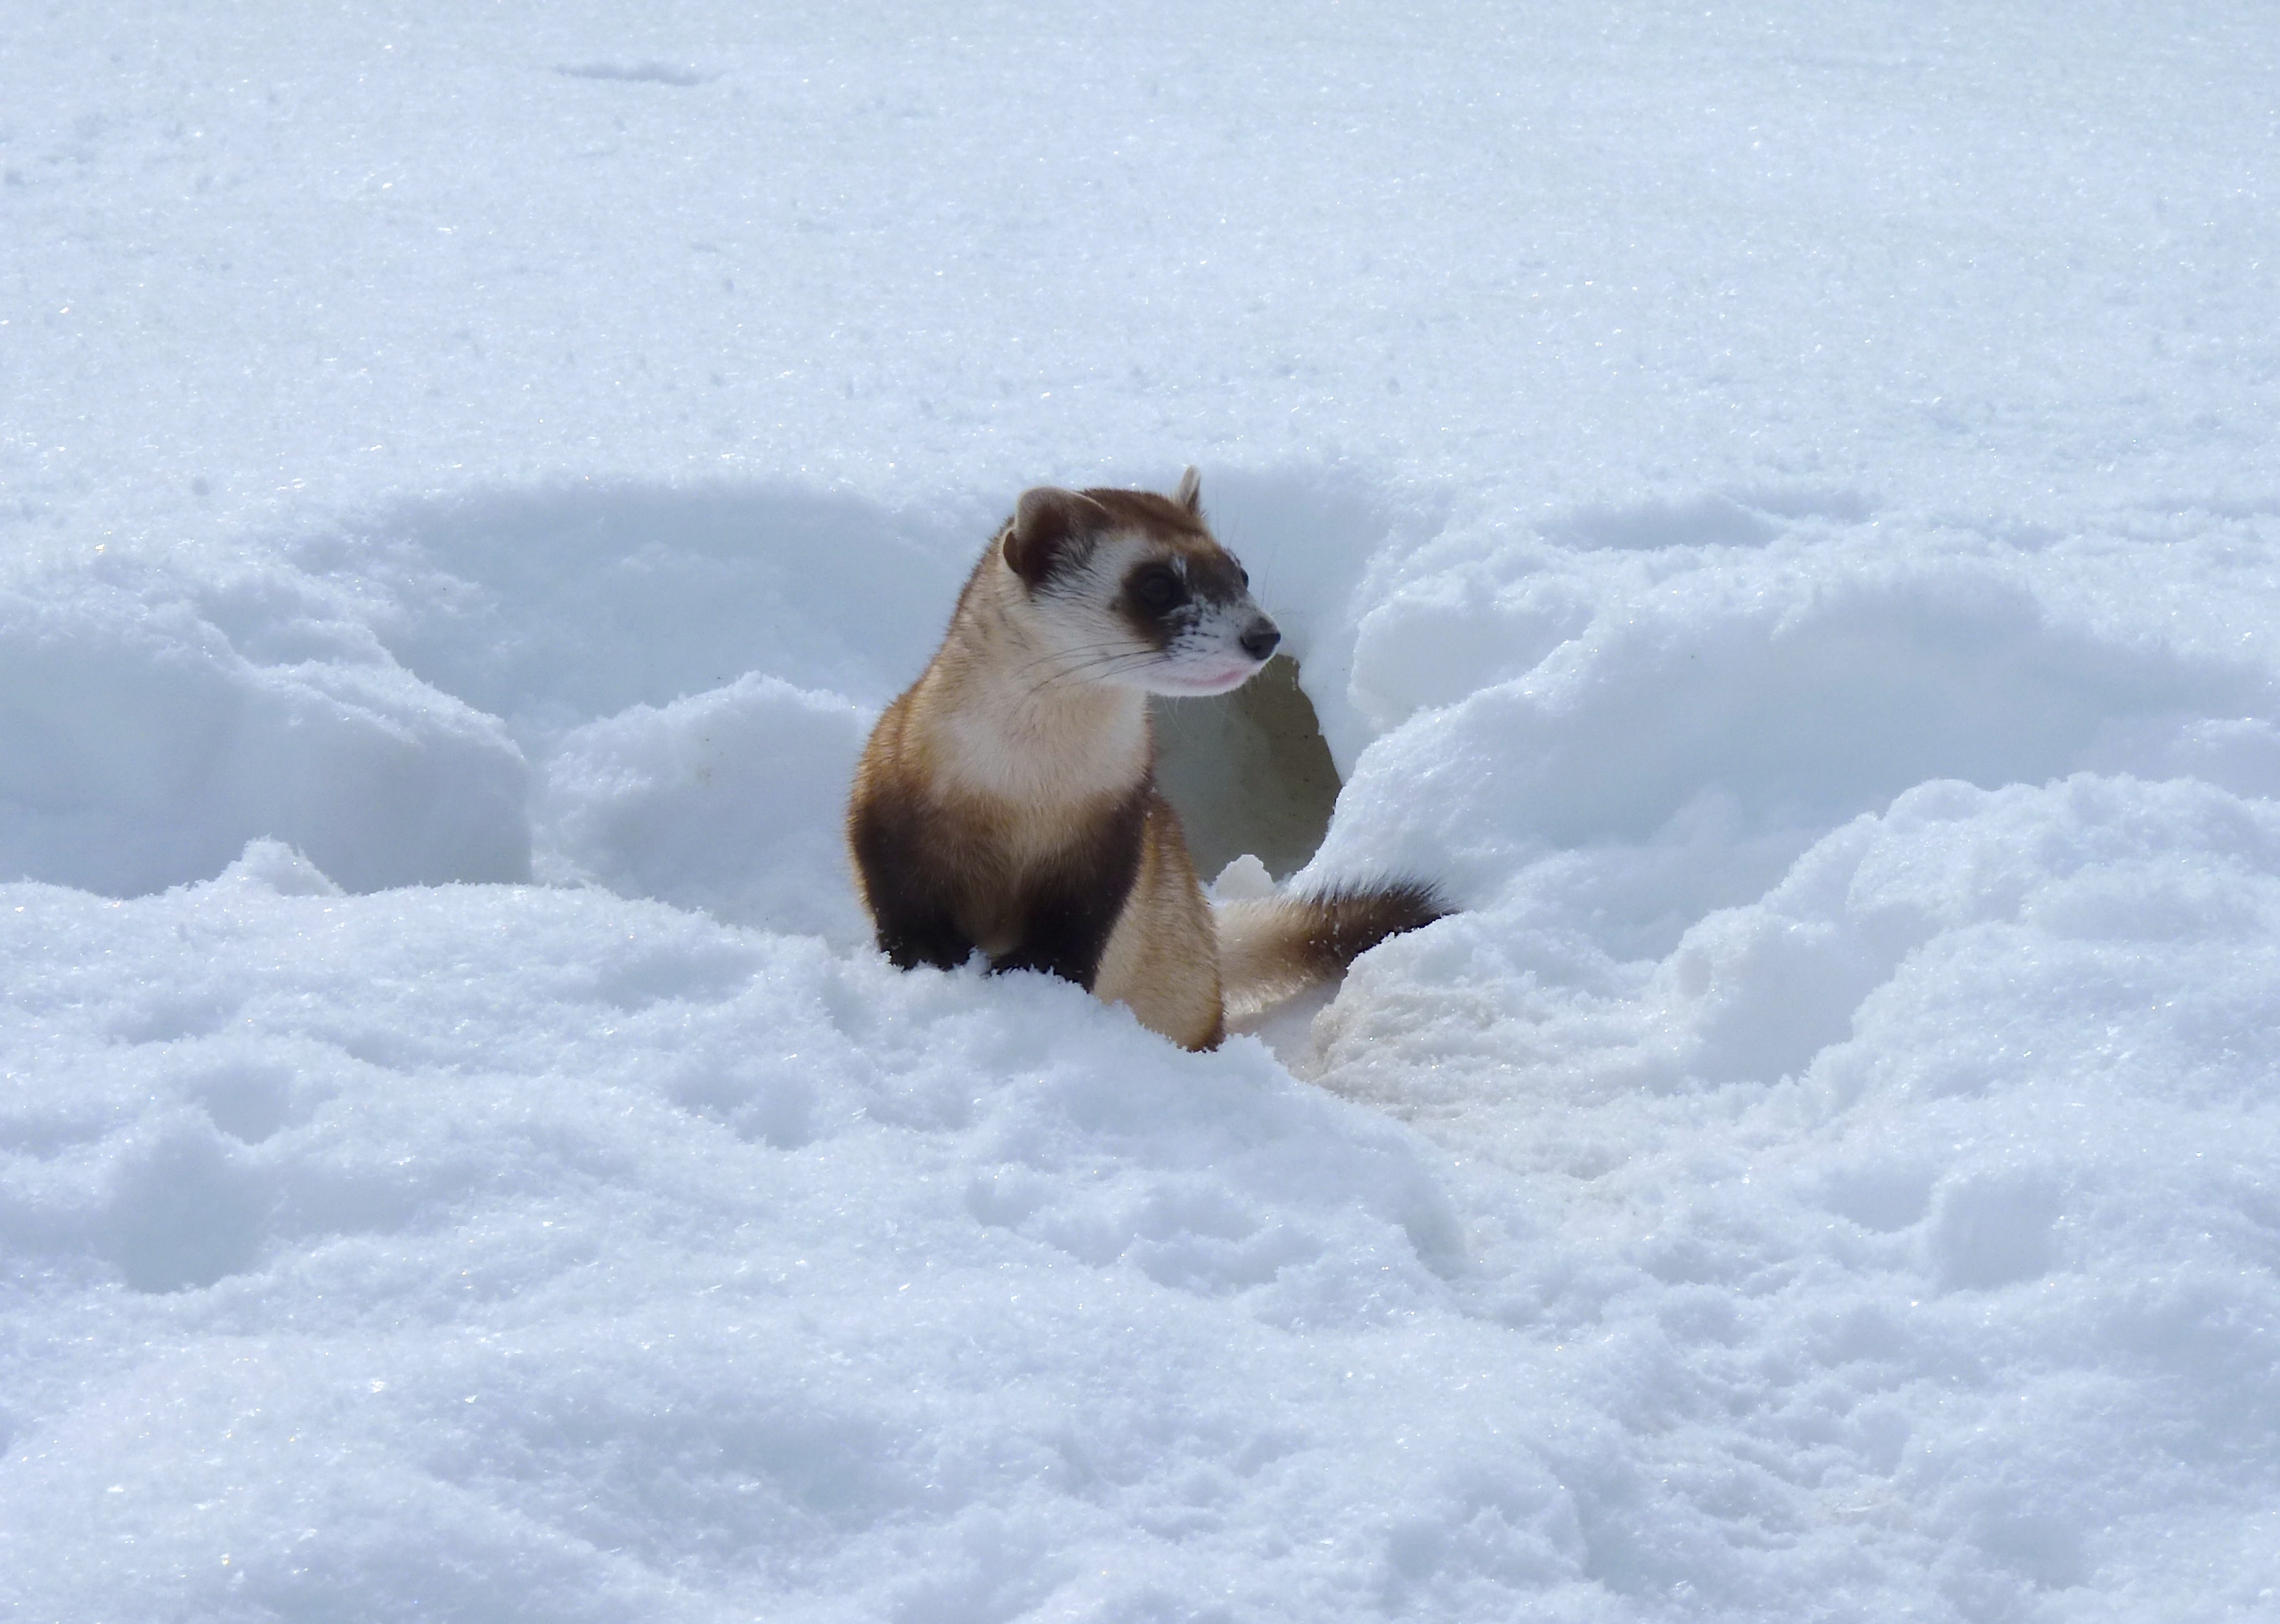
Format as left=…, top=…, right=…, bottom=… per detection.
left=1005, top=486, right=1096, bottom=584
left=1174, top=466, right=1203, bottom=516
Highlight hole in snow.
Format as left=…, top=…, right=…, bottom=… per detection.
left=273, top=472, right=1401, bottom=932
left=189, top=1060, right=295, bottom=1145
left=105, top=1130, right=267, bottom=1293
left=302, top=481, right=981, bottom=743
left=1152, top=654, right=1342, bottom=882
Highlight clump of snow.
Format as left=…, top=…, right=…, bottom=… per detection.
left=1210, top=853, right=1278, bottom=902
left=6, top=1, right=2280, bottom=1619
left=211, top=837, right=346, bottom=898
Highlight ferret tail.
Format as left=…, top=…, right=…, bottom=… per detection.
left=1214, top=879, right=1450, bottom=1021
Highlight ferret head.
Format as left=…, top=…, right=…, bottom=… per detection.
left=998, top=468, right=1281, bottom=697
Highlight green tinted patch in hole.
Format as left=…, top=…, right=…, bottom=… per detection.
left=1152, top=654, right=1341, bottom=881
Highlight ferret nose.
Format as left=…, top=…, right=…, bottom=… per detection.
left=1239, top=617, right=1281, bottom=661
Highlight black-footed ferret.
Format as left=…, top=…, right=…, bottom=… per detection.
left=846, top=469, right=1445, bottom=1051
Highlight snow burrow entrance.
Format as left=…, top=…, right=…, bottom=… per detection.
left=1151, top=654, right=1342, bottom=882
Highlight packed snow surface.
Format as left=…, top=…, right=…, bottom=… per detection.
left=5, top=3, right=2279, bottom=1620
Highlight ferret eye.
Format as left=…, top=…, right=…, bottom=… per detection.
left=1133, top=565, right=1184, bottom=612
left=1237, top=564, right=1250, bottom=589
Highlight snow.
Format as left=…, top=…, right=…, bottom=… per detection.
left=5, top=2, right=2280, bottom=1619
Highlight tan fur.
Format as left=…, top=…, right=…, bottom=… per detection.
left=848, top=475, right=1444, bottom=1051
left=1213, top=881, right=1450, bottom=1022
left=1212, top=897, right=1322, bottom=1022
left=1093, top=797, right=1224, bottom=1048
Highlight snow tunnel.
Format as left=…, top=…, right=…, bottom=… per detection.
left=1148, top=653, right=1342, bottom=883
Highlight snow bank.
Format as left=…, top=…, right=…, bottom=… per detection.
left=1312, top=775, right=2280, bottom=1615
left=1319, top=518, right=2280, bottom=953
left=0, top=556, right=527, bottom=897
left=0, top=857, right=1507, bottom=1622
left=8, top=773, right=2278, bottom=1619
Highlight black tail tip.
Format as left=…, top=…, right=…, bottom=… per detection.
left=1336, top=876, right=1451, bottom=927
left=1298, top=877, right=1454, bottom=970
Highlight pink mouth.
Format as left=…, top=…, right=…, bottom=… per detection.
left=1155, top=662, right=1260, bottom=695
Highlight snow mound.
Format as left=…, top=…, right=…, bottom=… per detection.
left=1323, top=526, right=2279, bottom=956
left=536, top=673, right=874, bottom=942
left=0, top=558, right=528, bottom=896
left=1309, top=775, right=2280, bottom=1615
left=0, top=868, right=1503, bottom=1622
